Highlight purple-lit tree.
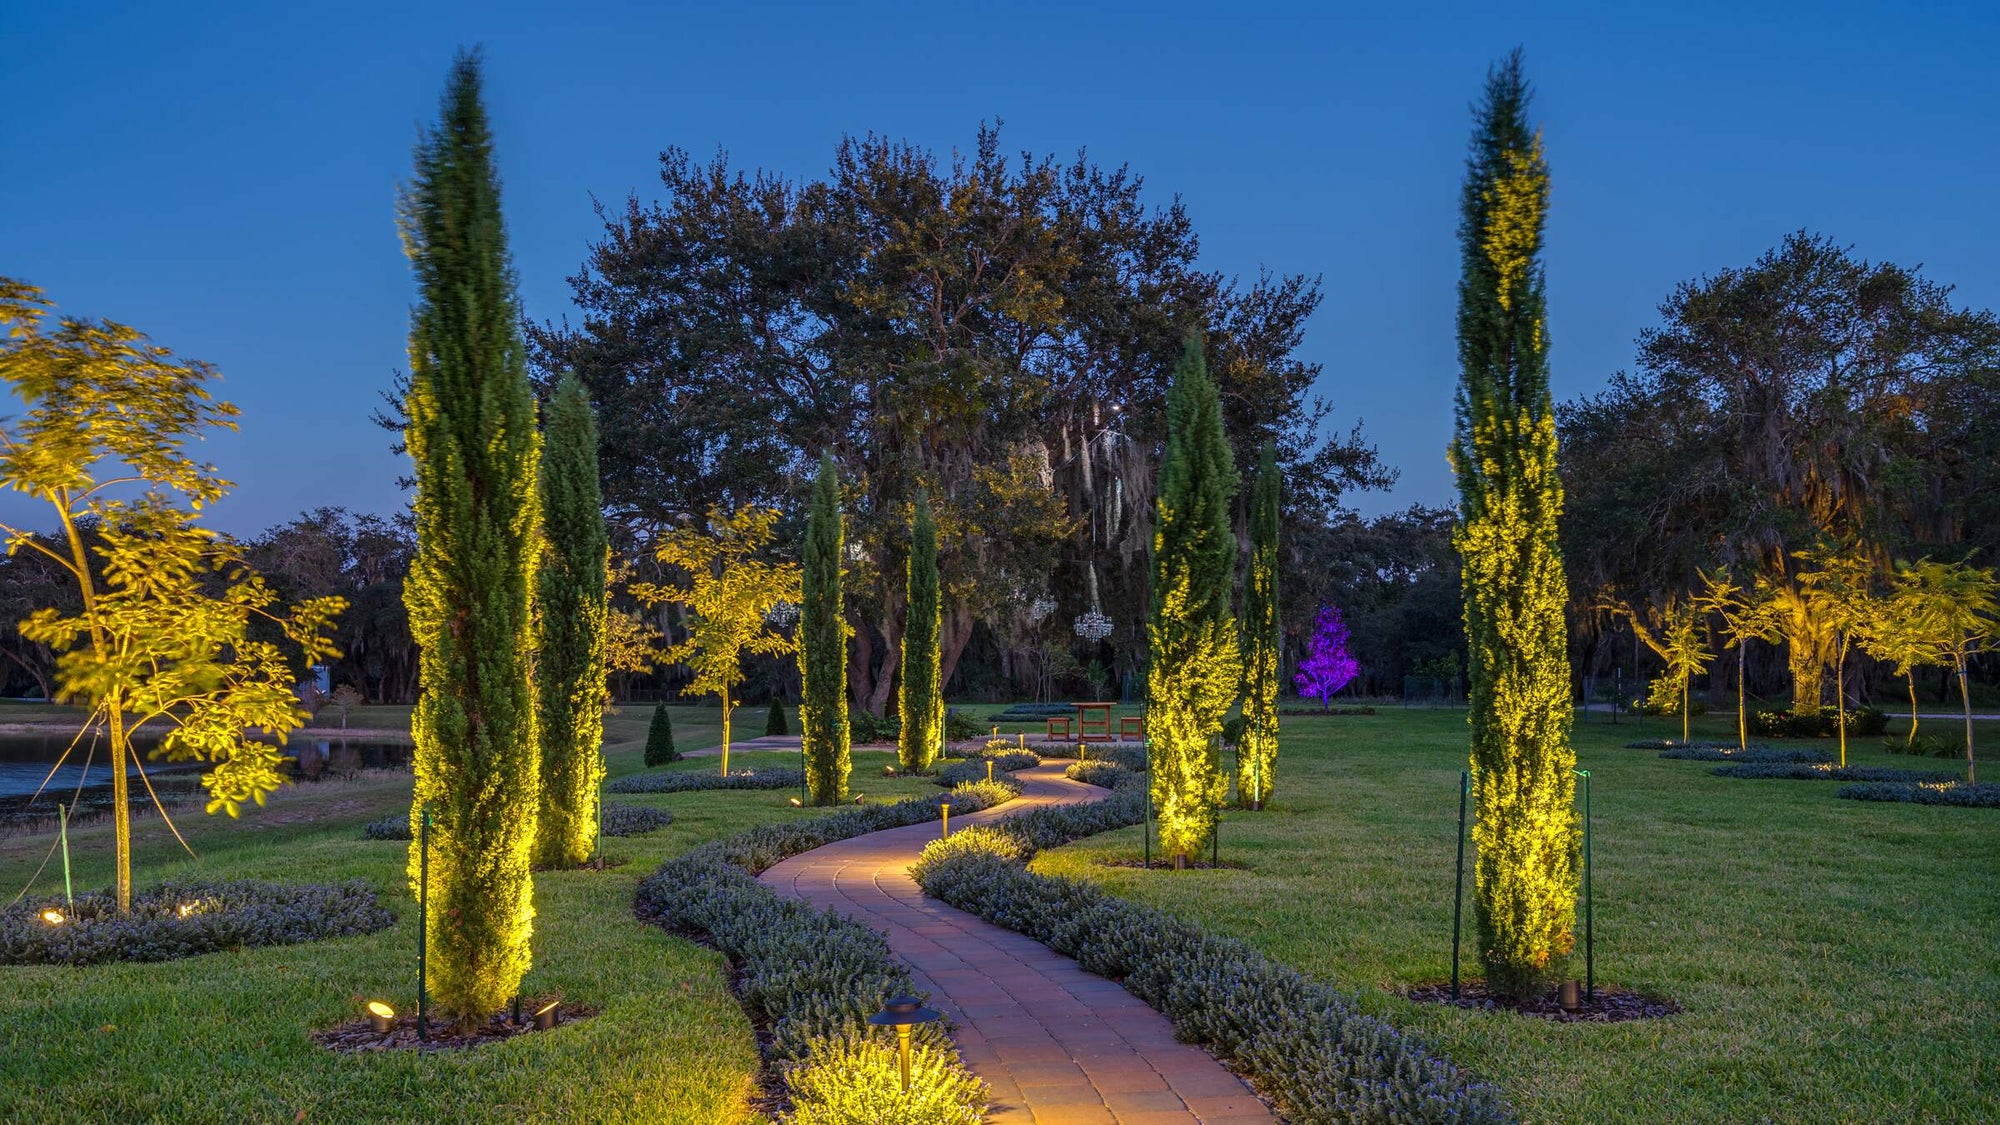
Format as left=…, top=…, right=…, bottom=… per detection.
left=1295, top=605, right=1360, bottom=709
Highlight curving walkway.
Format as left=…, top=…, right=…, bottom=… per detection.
left=760, top=763, right=1273, bottom=1124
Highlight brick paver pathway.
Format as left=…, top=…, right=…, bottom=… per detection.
left=761, top=762, right=1274, bottom=1124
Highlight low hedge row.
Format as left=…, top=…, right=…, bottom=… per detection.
left=1751, top=706, right=1889, bottom=739
left=632, top=779, right=1017, bottom=1123
left=934, top=751, right=1040, bottom=787
left=609, top=767, right=805, bottom=794
left=1625, top=738, right=1748, bottom=751
left=1657, top=745, right=1831, bottom=764
left=2, top=879, right=392, bottom=966
left=1837, top=781, right=2000, bottom=808
left=360, top=804, right=676, bottom=840
left=1711, top=763, right=1961, bottom=783
left=909, top=765, right=1508, bottom=1124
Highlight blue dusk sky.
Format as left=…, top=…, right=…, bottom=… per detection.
left=4, top=1, right=1996, bottom=534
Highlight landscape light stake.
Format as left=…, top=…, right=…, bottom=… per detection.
left=939, top=801, right=949, bottom=839
left=1143, top=741, right=1152, bottom=870
left=417, top=803, right=431, bottom=1042
left=867, top=997, right=942, bottom=1093
left=58, top=802, right=73, bottom=908
left=986, top=759, right=993, bottom=783
left=1576, top=767, right=1594, bottom=1000
left=1451, top=770, right=1469, bottom=1001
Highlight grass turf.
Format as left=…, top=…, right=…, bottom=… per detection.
left=1029, top=707, right=2000, bottom=1123
left=0, top=705, right=938, bottom=1123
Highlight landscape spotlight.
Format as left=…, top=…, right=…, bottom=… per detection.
left=789, top=796, right=802, bottom=807
left=867, top=996, right=942, bottom=1093
left=367, top=1001, right=396, bottom=1033
left=40, top=909, right=64, bottom=925
left=177, top=902, right=199, bottom=918
left=853, top=793, right=865, bottom=805
left=534, top=1000, right=559, bottom=1030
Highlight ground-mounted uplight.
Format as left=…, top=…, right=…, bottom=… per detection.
left=1558, top=980, right=1581, bottom=1012
left=884, top=764, right=897, bottom=776
left=853, top=793, right=865, bottom=805
left=40, top=908, right=64, bottom=926
left=177, top=902, right=200, bottom=919
left=533, top=1000, right=559, bottom=1030
left=367, top=1001, right=396, bottom=1033
left=789, top=796, right=803, bottom=807
left=867, top=996, right=942, bottom=1093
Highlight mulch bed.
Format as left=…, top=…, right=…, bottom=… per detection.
left=312, top=997, right=595, bottom=1052
left=1405, top=980, right=1678, bottom=1023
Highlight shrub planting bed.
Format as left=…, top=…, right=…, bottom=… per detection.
left=2, top=879, right=392, bottom=966
left=610, top=767, right=806, bottom=794
left=359, top=804, right=675, bottom=840
left=933, top=750, right=1039, bottom=787
left=1883, top=734, right=1969, bottom=759
left=632, top=779, right=1017, bottom=1123
left=1836, top=781, right=2000, bottom=808
left=1711, top=763, right=1961, bottom=783
left=910, top=764, right=1508, bottom=1124
left=983, top=702, right=1075, bottom=721
left=1751, top=707, right=1888, bottom=739
left=1656, top=745, right=1831, bottom=763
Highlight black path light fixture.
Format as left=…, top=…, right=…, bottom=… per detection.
left=868, top=996, right=942, bottom=1093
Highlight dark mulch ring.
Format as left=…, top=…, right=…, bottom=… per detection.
left=1406, top=980, right=1680, bottom=1022
left=1100, top=857, right=1254, bottom=871
left=312, top=997, right=596, bottom=1053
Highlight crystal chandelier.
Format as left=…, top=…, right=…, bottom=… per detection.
left=766, top=600, right=800, bottom=627
left=1073, top=609, right=1113, bottom=642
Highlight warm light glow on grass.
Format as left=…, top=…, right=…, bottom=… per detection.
left=40, top=909, right=64, bottom=925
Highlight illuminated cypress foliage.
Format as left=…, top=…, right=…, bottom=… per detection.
left=1237, top=443, right=1281, bottom=809
left=534, top=374, right=609, bottom=868
left=1449, top=50, right=1578, bottom=1000
left=400, top=52, right=544, bottom=1027
left=899, top=490, right=943, bottom=774
left=1147, top=334, right=1242, bottom=864
left=801, top=454, right=851, bottom=804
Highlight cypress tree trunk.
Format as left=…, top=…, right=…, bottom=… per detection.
left=899, top=491, right=943, bottom=773
left=1238, top=443, right=1281, bottom=809
left=401, top=52, right=544, bottom=1029
left=1450, top=51, right=1579, bottom=1001
left=534, top=375, right=609, bottom=868
left=801, top=454, right=850, bottom=804
left=1146, top=334, right=1241, bottom=865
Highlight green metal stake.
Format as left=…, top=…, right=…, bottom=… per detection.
left=1575, top=767, right=1594, bottom=1000
left=1451, top=770, right=1469, bottom=1001
left=1143, top=740, right=1151, bottom=870
left=417, top=803, right=431, bottom=1042
left=58, top=802, right=74, bottom=908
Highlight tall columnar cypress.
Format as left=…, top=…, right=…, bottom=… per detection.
left=533, top=375, right=609, bottom=868
left=1237, top=443, right=1281, bottom=809
left=899, top=490, right=943, bottom=774
left=1450, top=51, right=1578, bottom=1000
left=800, top=454, right=851, bottom=804
left=1147, top=334, right=1242, bottom=865
left=400, top=52, right=544, bottom=1028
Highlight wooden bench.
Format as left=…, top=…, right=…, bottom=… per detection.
left=1045, top=715, right=1072, bottom=740
left=1119, top=715, right=1145, bottom=741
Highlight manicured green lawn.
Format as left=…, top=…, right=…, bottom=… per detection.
left=0, top=705, right=936, bottom=1123
left=1033, top=707, right=2000, bottom=1123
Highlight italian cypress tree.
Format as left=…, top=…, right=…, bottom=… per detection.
left=644, top=703, right=678, bottom=765
left=533, top=374, right=609, bottom=868
left=765, top=696, right=789, bottom=736
left=1237, top=442, right=1281, bottom=809
left=1450, top=50, right=1578, bottom=1000
left=400, top=51, right=543, bottom=1028
left=800, top=454, right=850, bottom=804
left=899, top=490, right=943, bottom=774
left=1147, top=334, right=1241, bottom=865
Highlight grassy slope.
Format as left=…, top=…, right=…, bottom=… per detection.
left=1031, top=708, right=2000, bottom=1123
left=0, top=705, right=935, bottom=1123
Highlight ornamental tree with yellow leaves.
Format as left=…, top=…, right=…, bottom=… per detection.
left=1146, top=334, right=1241, bottom=866
left=639, top=506, right=802, bottom=776
left=1448, top=52, right=1579, bottom=1000
left=0, top=278, right=345, bottom=914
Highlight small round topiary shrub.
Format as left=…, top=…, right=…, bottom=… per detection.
left=1, top=879, right=392, bottom=966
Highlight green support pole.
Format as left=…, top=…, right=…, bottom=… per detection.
left=1451, top=770, right=1469, bottom=1001
left=417, top=803, right=430, bottom=1042
left=1576, top=767, right=1594, bottom=1000
left=58, top=802, right=73, bottom=908
left=1143, top=740, right=1151, bottom=870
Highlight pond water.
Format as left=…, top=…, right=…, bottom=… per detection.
left=0, top=733, right=412, bottom=801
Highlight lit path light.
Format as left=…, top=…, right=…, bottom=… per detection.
left=867, top=997, right=941, bottom=1093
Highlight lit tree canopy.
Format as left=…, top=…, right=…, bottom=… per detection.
left=1294, top=604, right=1360, bottom=709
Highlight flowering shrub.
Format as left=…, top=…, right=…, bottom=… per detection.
left=1836, top=781, right=2000, bottom=808
left=2, top=879, right=391, bottom=966
left=1711, top=763, right=1960, bottom=782
left=1750, top=707, right=1889, bottom=739
left=1654, top=745, right=1828, bottom=763
left=632, top=780, right=1015, bottom=1121
left=934, top=751, right=1038, bottom=787
left=910, top=768, right=1509, bottom=1124
left=609, top=767, right=805, bottom=794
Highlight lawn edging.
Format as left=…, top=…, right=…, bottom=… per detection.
left=632, top=778, right=1017, bottom=1123
left=909, top=763, right=1511, bottom=1124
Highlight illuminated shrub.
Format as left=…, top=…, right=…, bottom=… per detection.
left=933, top=751, right=1038, bottom=786
left=784, top=1035, right=986, bottom=1125
left=1, top=880, right=390, bottom=965
left=1752, top=707, right=1888, bottom=739
left=800, top=454, right=851, bottom=805
left=898, top=492, right=944, bottom=775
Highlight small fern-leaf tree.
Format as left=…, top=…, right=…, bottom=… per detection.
left=534, top=374, right=609, bottom=868
left=1450, top=51, right=1579, bottom=1000
left=400, top=51, right=545, bottom=1028
left=801, top=454, right=852, bottom=804
left=1147, top=334, right=1242, bottom=865
left=1238, top=443, right=1281, bottom=809
left=899, top=490, right=944, bottom=774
